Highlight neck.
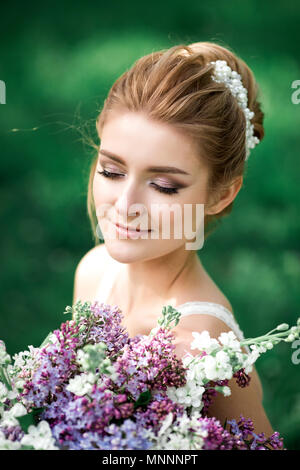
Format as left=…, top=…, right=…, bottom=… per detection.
left=114, top=246, right=203, bottom=314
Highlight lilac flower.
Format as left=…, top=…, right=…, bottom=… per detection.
left=112, top=327, right=187, bottom=400
left=233, top=368, right=251, bottom=388
left=101, top=419, right=153, bottom=450
left=133, top=391, right=185, bottom=434
left=1, top=301, right=293, bottom=450
left=18, top=301, right=128, bottom=410
left=72, top=302, right=129, bottom=358
left=268, top=431, right=285, bottom=450
left=41, top=388, right=77, bottom=426
left=20, top=339, right=79, bottom=409
left=201, top=379, right=229, bottom=416
left=199, top=416, right=248, bottom=450
left=61, top=419, right=152, bottom=450
left=47, top=383, right=135, bottom=448
left=0, top=425, right=24, bottom=442
left=227, top=415, right=286, bottom=450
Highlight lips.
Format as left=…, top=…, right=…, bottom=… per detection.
left=115, top=222, right=151, bottom=232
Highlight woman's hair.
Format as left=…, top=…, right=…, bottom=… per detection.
left=87, top=41, right=265, bottom=245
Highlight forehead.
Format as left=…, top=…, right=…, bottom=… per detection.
left=99, top=112, right=202, bottom=172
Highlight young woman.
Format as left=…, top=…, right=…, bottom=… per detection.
left=73, top=41, right=274, bottom=437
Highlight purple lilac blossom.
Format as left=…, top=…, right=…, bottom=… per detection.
left=233, top=368, right=251, bottom=388
left=20, top=331, right=80, bottom=409
left=0, top=425, right=25, bottom=442
left=201, top=379, right=229, bottom=416
left=199, top=416, right=248, bottom=450
left=112, top=327, right=187, bottom=400
left=18, top=302, right=128, bottom=410
left=60, top=419, right=152, bottom=450
left=78, top=302, right=130, bottom=358
left=227, top=415, right=286, bottom=450
left=47, top=383, right=135, bottom=447
left=133, top=391, right=185, bottom=434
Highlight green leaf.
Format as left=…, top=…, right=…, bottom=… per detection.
left=134, top=390, right=152, bottom=409
left=18, top=407, right=45, bottom=433
left=18, top=414, right=35, bottom=433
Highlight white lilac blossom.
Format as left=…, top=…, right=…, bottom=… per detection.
left=0, top=383, right=8, bottom=403
left=66, top=372, right=96, bottom=396
left=76, top=343, right=108, bottom=372
left=19, top=421, right=59, bottom=450
left=167, top=323, right=300, bottom=411
left=0, top=403, right=27, bottom=428
left=0, top=429, right=22, bottom=450
left=190, top=330, right=220, bottom=354
left=8, top=345, right=42, bottom=391
left=218, top=331, right=242, bottom=351
left=166, top=378, right=206, bottom=409
left=210, top=59, right=260, bottom=160
left=75, top=343, right=120, bottom=385
left=149, top=410, right=208, bottom=450
left=0, top=341, right=11, bottom=366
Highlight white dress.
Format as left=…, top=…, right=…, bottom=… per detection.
left=95, top=252, right=250, bottom=354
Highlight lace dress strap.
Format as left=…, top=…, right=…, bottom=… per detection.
left=175, top=301, right=250, bottom=354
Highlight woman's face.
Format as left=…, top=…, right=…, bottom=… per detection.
left=93, top=111, right=211, bottom=263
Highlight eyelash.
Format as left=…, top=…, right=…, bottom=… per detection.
left=97, top=170, right=179, bottom=195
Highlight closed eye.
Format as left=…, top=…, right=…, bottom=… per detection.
left=96, top=169, right=179, bottom=195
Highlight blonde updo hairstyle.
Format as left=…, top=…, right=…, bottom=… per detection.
left=88, top=41, right=264, bottom=244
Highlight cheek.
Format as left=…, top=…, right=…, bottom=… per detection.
left=163, top=193, right=205, bottom=237
left=93, top=174, right=109, bottom=204
left=93, top=176, right=110, bottom=222
left=154, top=204, right=188, bottom=238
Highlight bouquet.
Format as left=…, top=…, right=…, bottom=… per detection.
left=0, top=300, right=299, bottom=450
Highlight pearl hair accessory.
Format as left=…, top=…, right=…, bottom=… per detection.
left=210, top=59, right=260, bottom=160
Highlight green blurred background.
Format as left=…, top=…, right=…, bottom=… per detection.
left=0, top=0, right=299, bottom=449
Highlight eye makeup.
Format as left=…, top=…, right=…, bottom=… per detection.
left=96, top=168, right=181, bottom=196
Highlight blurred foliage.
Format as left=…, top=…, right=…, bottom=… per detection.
left=0, top=0, right=299, bottom=450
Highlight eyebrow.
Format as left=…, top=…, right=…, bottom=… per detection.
left=99, top=149, right=191, bottom=176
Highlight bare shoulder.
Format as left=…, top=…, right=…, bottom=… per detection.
left=75, top=243, right=107, bottom=278
left=199, top=269, right=234, bottom=314
left=73, top=243, right=107, bottom=304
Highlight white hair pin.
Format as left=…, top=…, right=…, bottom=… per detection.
left=210, top=59, right=260, bottom=160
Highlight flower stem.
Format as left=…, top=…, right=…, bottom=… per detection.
left=240, top=328, right=295, bottom=346
left=0, top=365, right=12, bottom=391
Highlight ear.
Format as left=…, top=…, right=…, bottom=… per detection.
left=206, top=176, right=243, bottom=216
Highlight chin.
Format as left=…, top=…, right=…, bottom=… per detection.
left=104, top=240, right=152, bottom=264
left=104, top=237, right=185, bottom=266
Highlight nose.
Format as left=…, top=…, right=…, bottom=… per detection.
left=113, top=178, right=147, bottom=224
